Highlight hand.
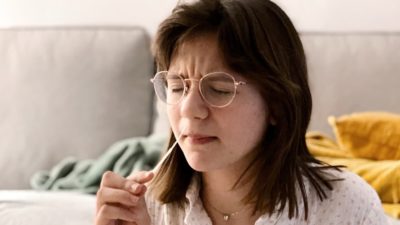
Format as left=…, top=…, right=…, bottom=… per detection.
left=95, top=171, right=154, bottom=225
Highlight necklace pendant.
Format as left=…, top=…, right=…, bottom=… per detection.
left=223, top=215, right=230, bottom=221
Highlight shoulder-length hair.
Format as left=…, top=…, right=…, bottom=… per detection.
left=150, top=0, right=341, bottom=220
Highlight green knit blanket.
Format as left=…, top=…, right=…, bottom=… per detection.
left=30, top=135, right=167, bottom=194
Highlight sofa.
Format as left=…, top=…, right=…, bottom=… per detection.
left=0, top=26, right=156, bottom=189
left=0, top=27, right=399, bottom=224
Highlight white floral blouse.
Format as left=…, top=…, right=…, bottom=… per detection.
left=146, top=169, right=388, bottom=225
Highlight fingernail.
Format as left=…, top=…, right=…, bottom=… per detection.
left=146, top=171, right=153, bottom=176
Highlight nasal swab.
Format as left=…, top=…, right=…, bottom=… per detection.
left=151, top=126, right=186, bottom=173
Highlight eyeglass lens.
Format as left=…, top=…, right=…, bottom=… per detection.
left=153, top=72, right=236, bottom=107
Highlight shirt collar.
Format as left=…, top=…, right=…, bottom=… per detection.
left=182, top=173, right=309, bottom=225
left=183, top=174, right=212, bottom=224
left=185, top=173, right=201, bottom=206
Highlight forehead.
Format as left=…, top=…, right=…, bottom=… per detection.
left=169, top=33, right=232, bottom=76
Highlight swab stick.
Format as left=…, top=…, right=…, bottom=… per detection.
left=151, top=126, right=186, bottom=173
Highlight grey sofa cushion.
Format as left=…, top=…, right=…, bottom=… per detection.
left=301, top=33, right=400, bottom=135
left=0, top=27, right=154, bottom=189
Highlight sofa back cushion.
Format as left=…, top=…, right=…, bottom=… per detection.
left=301, top=33, right=400, bottom=135
left=0, top=27, right=154, bottom=188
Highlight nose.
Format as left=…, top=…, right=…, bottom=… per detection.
left=179, top=82, right=209, bottom=120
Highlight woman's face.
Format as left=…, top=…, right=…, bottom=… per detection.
left=167, top=34, right=269, bottom=173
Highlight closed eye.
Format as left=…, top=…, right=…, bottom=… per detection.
left=210, top=87, right=232, bottom=95
left=170, top=87, right=184, bottom=93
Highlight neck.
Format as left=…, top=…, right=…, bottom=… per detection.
left=200, top=168, right=257, bottom=224
left=201, top=168, right=247, bottom=204
left=200, top=149, right=256, bottom=207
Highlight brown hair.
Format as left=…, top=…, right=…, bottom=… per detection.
left=150, top=0, right=341, bottom=220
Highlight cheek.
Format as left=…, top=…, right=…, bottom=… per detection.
left=226, top=103, right=268, bottom=149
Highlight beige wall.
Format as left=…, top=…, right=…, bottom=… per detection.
left=274, top=0, right=400, bottom=32
left=0, top=0, right=399, bottom=35
left=0, top=0, right=179, bottom=36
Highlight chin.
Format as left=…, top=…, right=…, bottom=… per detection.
left=186, top=159, right=209, bottom=172
left=183, top=153, right=208, bottom=171
left=185, top=156, right=223, bottom=172
left=182, top=147, right=225, bottom=172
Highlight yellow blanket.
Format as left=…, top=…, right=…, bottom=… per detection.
left=306, top=132, right=400, bottom=218
left=383, top=204, right=400, bottom=219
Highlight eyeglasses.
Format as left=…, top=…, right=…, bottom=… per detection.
left=150, top=71, right=247, bottom=108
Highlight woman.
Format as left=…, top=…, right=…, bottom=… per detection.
left=95, top=0, right=388, bottom=224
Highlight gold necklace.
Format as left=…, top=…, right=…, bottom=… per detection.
left=205, top=199, right=246, bottom=222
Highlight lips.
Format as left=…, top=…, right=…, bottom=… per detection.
left=183, top=134, right=218, bottom=145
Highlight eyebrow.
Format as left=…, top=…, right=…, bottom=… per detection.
left=168, top=70, right=233, bottom=78
left=167, top=72, right=202, bottom=79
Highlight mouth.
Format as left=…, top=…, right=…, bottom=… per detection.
left=183, top=135, right=218, bottom=145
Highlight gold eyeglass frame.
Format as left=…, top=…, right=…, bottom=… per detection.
left=150, top=71, right=247, bottom=108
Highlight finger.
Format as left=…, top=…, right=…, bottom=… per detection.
left=96, top=187, right=139, bottom=211
left=100, top=171, right=141, bottom=193
left=95, top=204, right=137, bottom=224
left=127, top=171, right=154, bottom=184
left=100, top=171, right=154, bottom=190
left=129, top=182, right=148, bottom=196
left=100, top=171, right=127, bottom=189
